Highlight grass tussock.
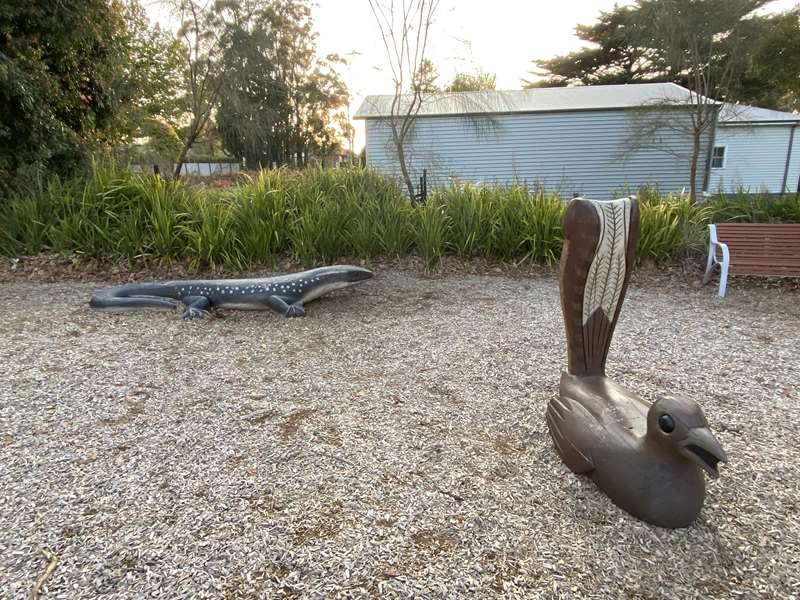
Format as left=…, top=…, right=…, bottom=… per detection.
left=1, top=164, right=797, bottom=270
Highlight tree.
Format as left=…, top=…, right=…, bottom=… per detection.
left=0, top=0, right=129, bottom=190
left=112, top=0, right=186, bottom=167
left=116, top=1, right=185, bottom=141
left=731, top=7, right=800, bottom=112
left=214, top=0, right=348, bottom=168
left=412, top=58, right=439, bottom=93
left=445, top=71, right=496, bottom=92
left=171, top=0, right=225, bottom=177
left=526, top=1, right=799, bottom=113
left=524, top=5, right=661, bottom=88
left=633, top=0, right=770, bottom=201
left=214, top=0, right=289, bottom=168
left=140, top=119, right=183, bottom=162
left=291, top=54, right=349, bottom=163
left=269, top=0, right=348, bottom=166
left=368, top=0, right=440, bottom=198
left=335, top=112, right=356, bottom=162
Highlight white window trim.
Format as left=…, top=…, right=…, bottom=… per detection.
left=711, top=145, right=727, bottom=169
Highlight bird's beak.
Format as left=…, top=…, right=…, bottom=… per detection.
left=679, top=427, right=727, bottom=479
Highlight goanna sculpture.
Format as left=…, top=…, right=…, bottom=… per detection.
left=546, top=196, right=727, bottom=528
left=90, top=265, right=373, bottom=320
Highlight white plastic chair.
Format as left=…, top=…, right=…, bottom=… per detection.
left=702, top=224, right=730, bottom=298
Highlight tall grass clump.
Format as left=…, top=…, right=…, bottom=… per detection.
left=415, top=199, right=449, bottom=270
left=230, top=172, right=289, bottom=266
left=182, top=191, right=243, bottom=270
left=486, top=186, right=531, bottom=260
left=290, top=191, right=354, bottom=265
left=137, top=176, right=190, bottom=261
left=371, top=195, right=414, bottom=257
left=441, top=184, right=493, bottom=258
left=706, top=191, right=800, bottom=223
left=521, top=192, right=564, bottom=264
left=636, top=190, right=713, bottom=263
left=2, top=162, right=798, bottom=270
left=0, top=195, right=49, bottom=255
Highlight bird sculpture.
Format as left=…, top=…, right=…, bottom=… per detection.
left=546, top=196, right=727, bottom=528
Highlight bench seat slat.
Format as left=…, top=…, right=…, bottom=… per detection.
left=712, top=222, right=800, bottom=281
left=731, top=267, right=800, bottom=276
left=730, top=259, right=800, bottom=268
left=730, top=251, right=800, bottom=258
left=716, top=224, right=800, bottom=229
left=728, top=243, right=800, bottom=248
left=724, top=238, right=800, bottom=242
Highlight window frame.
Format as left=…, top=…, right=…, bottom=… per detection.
left=711, top=145, right=727, bottom=169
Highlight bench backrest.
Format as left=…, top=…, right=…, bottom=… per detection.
left=715, top=223, right=800, bottom=259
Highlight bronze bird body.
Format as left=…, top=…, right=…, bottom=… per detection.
left=547, top=197, right=726, bottom=529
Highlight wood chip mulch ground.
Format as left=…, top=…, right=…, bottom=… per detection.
left=1, top=256, right=798, bottom=598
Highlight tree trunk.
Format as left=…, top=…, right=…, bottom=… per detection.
left=173, top=144, right=190, bottom=179
left=395, top=142, right=416, bottom=199
left=174, top=129, right=199, bottom=179
left=689, top=131, right=701, bottom=204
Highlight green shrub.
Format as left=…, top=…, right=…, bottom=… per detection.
left=488, top=187, right=530, bottom=260
left=415, top=199, right=449, bottom=271
left=1, top=163, right=796, bottom=270
left=442, top=184, right=492, bottom=258
left=706, top=192, right=800, bottom=223
left=0, top=195, right=49, bottom=255
left=635, top=192, right=715, bottom=263
left=522, top=193, right=564, bottom=264
left=182, top=192, right=242, bottom=270
left=230, top=173, right=288, bottom=266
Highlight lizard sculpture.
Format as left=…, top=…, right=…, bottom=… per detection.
left=89, top=265, right=373, bottom=320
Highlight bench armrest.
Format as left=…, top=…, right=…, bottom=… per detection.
left=704, top=224, right=731, bottom=296
left=707, top=224, right=729, bottom=262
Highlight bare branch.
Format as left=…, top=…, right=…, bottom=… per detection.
left=367, top=0, right=440, bottom=197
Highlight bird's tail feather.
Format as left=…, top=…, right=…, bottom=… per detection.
left=559, top=197, right=640, bottom=376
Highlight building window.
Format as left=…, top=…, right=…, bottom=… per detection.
left=711, top=146, right=726, bottom=169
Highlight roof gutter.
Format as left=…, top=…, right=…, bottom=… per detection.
left=719, top=120, right=800, bottom=126
left=781, top=122, right=798, bottom=194
left=352, top=104, right=704, bottom=120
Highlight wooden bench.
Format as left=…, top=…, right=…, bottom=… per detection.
left=703, top=223, right=800, bottom=297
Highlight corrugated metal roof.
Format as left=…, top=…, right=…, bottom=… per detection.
left=719, top=103, right=800, bottom=123
left=354, top=83, right=706, bottom=119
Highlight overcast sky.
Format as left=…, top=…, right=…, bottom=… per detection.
left=145, top=0, right=798, bottom=150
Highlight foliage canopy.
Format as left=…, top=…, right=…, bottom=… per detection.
left=526, top=0, right=799, bottom=111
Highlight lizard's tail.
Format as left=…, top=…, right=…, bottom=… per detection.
left=559, top=197, right=639, bottom=376
left=89, top=283, right=178, bottom=311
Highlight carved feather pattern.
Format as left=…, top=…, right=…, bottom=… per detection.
left=582, top=198, right=632, bottom=325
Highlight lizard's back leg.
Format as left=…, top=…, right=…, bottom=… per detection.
left=181, top=295, right=212, bottom=320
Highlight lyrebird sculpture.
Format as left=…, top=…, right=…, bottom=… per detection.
left=546, top=196, right=726, bottom=528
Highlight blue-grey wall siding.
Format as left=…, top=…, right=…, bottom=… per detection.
left=711, top=124, right=799, bottom=193
left=365, top=109, right=710, bottom=199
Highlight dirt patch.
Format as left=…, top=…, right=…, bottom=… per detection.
left=293, top=502, right=344, bottom=545
left=317, top=425, right=342, bottom=447
left=493, top=433, right=526, bottom=456
left=278, top=408, right=317, bottom=439
left=409, top=530, right=458, bottom=554
left=98, top=399, right=145, bottom=427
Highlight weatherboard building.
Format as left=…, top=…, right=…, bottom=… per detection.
left=354, top=83, right=800, bottom=198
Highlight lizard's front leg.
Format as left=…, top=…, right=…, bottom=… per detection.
left=264, top=296, right=305, bottom=318
left=181, top=295, right=212, bottom=320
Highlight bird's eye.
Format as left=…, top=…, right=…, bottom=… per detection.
left=658, top=414, right=675, bottom=433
